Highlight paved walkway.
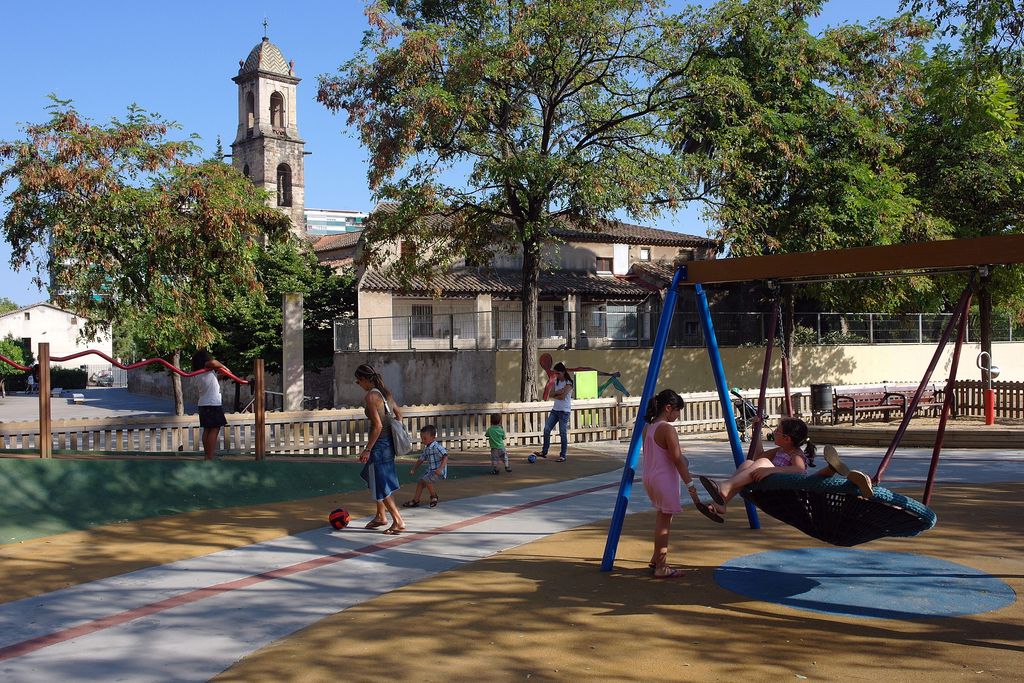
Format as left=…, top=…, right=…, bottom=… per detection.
left=0, top=471, right=636, bottom=681
left=0, top=439, right=1021, bottom=680
left=0, top=388, right=177, bottom=422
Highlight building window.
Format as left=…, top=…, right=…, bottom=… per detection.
left=242, top=164, right=250, bottom=178
left=24, top=312, right=30, bottom=320
left=639, top=247, right=651, bottom=261
left=276, top=164, right=292, bottom=206
left=245, top=92, right=255, bottom=130
left=595, top=257, right=613, bottom=273
left=400, top=240, right=417, bottom=260
left=411, top=304, right=433, bottom=338
left=270, top=92, right=285, bottom=129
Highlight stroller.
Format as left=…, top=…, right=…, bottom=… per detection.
left=730, top=388, right=767, bottom=443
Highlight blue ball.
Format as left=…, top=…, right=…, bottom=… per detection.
left=527, top=454, right=537, bottom=463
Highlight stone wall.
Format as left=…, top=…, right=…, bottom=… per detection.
left=333, top=351, right=496, bottom=407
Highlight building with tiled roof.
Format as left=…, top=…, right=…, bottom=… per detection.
left=312, top=231, right=361, bottom=270
left=349, top=206, right=719, bottom=351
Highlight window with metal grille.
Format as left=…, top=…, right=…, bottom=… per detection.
left=411, top=304, right=433, bottom=338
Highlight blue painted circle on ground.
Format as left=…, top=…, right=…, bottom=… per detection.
left=715, top=548, right=1016, bottom=619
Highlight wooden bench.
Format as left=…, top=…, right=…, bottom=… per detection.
left=832, top=388, right=905, bottom=425
left=883, top=384, right=952, bottom=418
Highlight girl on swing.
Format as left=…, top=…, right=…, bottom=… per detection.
left=700, top=417, right=815, bottom=515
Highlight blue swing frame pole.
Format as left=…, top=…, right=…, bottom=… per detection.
left=695, top=284, right=760, bottom=529
left=600, top=266, right=684, bottom=571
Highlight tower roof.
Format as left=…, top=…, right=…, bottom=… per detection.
left=240, top=37, right=292, bottom=76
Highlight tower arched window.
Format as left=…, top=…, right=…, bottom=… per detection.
left=276, top=164, right=292, bottom=207
left=242, top=164, right=250, bottom=178
left=270, top=92, right=285, bottom=129
left=245, top=92, right=255, bottom=131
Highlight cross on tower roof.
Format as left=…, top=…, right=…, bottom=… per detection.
left=263, top=17, right=268, bottom=38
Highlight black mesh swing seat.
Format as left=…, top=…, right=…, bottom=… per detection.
left=741, top=474, right=937, bottom=547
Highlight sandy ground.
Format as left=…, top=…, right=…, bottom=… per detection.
left=2, top=443, right=1022, bottom=681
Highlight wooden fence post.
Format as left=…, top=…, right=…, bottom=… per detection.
left=254, top=359, right=266, bottom=460
left=38, top=343, right=52, bottom=458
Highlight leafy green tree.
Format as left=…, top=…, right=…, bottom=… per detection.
left=0, top=334, right=27, bottom=397
left=905, top=0, right=1023, bottom=65
left=692, top=0, right=943, bottom=352
left=899, top=45, right=1024, bottom=375
left=209, top=239, right=358, bottom=406
left=0, top=98, right=293, bottom=413
left=0, top=298, right=17, bottom=315
left=320, top=0, right=721, bottom=400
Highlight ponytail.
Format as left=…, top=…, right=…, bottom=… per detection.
left=355, top=363, right=392, bottom=400
left=644, top=389, right=685, bottom=423
left=778, top=417, right=815, bottom=467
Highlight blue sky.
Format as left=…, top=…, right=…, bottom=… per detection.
left=0, top=0, right=906, bottom=306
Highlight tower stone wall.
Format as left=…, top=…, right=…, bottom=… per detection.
left=230, top=37, right=306, bottom=236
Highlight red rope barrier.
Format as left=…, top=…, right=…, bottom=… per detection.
left=0, top=349, right=248, bottom=385
left=0, top=354, right=32, bottom=372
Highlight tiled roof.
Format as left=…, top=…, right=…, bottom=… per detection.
left=551, top=216, right=715, bottom=247
left=370, top=203, right=716, bottom=248
left=241, top=37, right=291, bottom=76
left=360, top=268, right=652, bottom=297
left=312, top=232, right=361, bottom=253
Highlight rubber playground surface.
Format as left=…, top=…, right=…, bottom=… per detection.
left=0, top=440, right=1021, bottom=681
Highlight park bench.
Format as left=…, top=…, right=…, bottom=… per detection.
left=883, top=384, right=951, bottom=418
left=69, top=393, right=85, bottom=405
left=832, top=384, right=948, bottom=424
left=832, top=387, right=904, bottom=425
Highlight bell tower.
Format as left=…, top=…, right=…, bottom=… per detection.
left=231, top=35, right=306, bottom=236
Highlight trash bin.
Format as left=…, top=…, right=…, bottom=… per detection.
left=809, top=383, right=833, bottom=425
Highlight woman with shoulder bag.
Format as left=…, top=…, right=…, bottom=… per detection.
left=354, top=364, right=405, bottom=534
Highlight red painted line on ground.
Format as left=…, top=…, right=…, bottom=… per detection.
left=0, top=481, right=616, bottom=662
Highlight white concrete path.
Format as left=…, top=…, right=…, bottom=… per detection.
left=0, top=440, right=1020, bottom=681
left=0, top=471, right=644, bottom=682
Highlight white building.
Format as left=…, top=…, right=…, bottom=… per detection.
left=305, top=208, right=367, bottom=235
left=0, top=303, right=112, bottom=368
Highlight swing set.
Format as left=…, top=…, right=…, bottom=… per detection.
left=601, top=233, right=1024, bottom=570
left=0, top=344, right=269, bottom=459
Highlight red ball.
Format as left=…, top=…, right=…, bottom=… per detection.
left=328, top=508, right=351, bottom=530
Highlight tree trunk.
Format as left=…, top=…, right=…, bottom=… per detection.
left=979, top=270, right=993, bottom=383
left=520, top=237, right=541, bottom=402
left=172, top=349, right=185, bottom=416
left=782, top=285, right=796, bottom=360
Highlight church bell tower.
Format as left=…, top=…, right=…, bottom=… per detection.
left=231, top=35, right=306, bottom=236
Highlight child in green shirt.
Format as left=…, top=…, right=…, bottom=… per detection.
left=485, top=413, right=510, bottom=474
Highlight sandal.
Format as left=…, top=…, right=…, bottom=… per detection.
left=429, top=496, right=439, bottom=508
left=364, top=518, right=387, bottom=529
left=382, top=526, right=405, bottom=535
left=653, top=567, right=685, bottom=579
left=699, top=476, right=725, bottom=506
left=401, top=500, right=421, bottom=508
left=696, top=503, right=725, bottom=524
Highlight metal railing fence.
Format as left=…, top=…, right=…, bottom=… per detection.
left=336, top=310, right=1019, bottom=352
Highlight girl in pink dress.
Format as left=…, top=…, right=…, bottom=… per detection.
left=699, top=417, right=814, bottom=515
left=641, top=389, right=715, bottom=579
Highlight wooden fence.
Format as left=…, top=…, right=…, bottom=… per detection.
left=0, top=388, right=808, bottom=458
left=953, top=380, right=1024, bottom=420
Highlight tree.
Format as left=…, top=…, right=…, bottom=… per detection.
left=688, top=1, right=944, bottom=353
left=905, top=0, right=1023, bottom=65
left=0, top=298, right=17, bottom=314
left=209, top=239, right=358, bottom=405
left=0, top=334, right=27, bottom=398
left=899, top=45, right=1024, bottom=376
left=0, top=98, right=293, bottom=413
left=320, top=0, right=723, bottom=400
